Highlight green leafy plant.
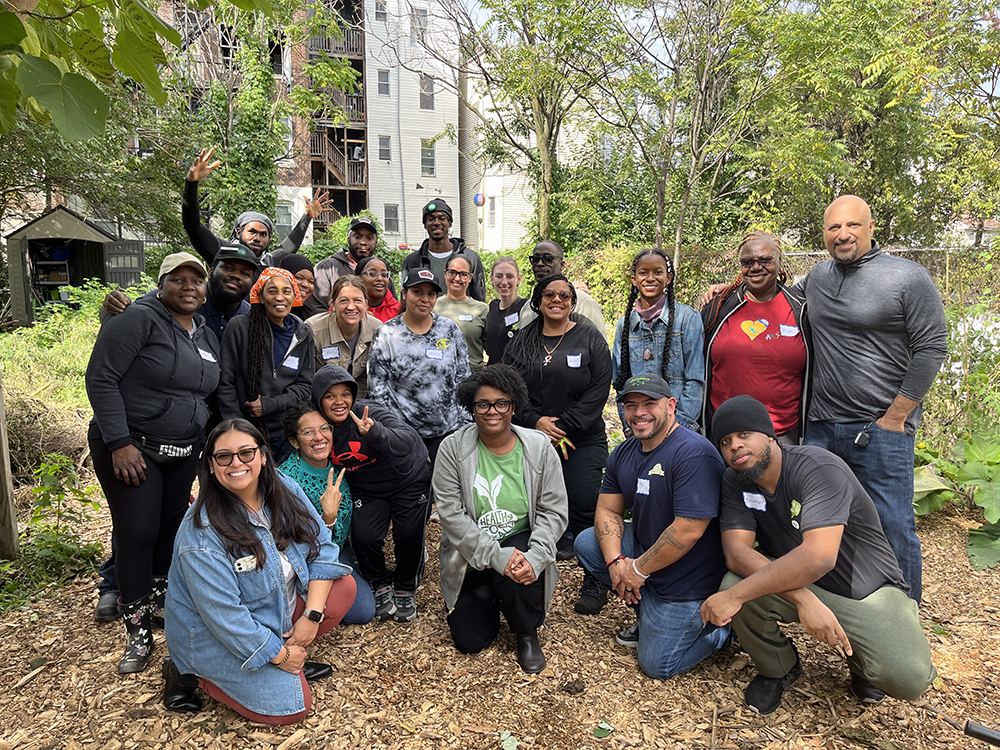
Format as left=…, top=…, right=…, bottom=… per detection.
left=30, top=453, right=99, bottom=530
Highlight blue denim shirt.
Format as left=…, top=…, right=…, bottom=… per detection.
left=612, top=301, right=705, bottom=430
left=165, top=473, right=350, bottom=717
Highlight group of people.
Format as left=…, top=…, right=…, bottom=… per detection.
left=84, top=149, right=945, bottom=724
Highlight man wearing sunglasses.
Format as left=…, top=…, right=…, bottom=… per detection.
left=399, top=200, right=487, bottom=302
left=519, top=241, right=607, bottom=341
left=313, top=216, right=381, bottom=308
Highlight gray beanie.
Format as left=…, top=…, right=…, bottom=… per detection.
left=233, top=211, right=275, bottom=237
left=311, top=365, right=358, bottom=407
left=711, top=395, right=776, bottom=448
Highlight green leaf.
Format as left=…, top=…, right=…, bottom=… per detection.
left=0, top=69, right=16, bottom=132
left=594, top=721, right=614, bottom=739
left=966, top=477, right=1000, bottom=523
left=967, top=522, right=1000, bottom=570
left=111, top=27, right=165, bottom=104
left=228, top=0, right=273, bottom=14
left=15, top=54, right=108, bottom=139
left=70, top=29, right=116, bottom=84
left=0, top=11, right=26, bottom=52
left=128, top=0, right=182, bottom=47
left=913, top=465, right=955, bottom=516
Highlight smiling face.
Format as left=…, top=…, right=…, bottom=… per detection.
left=631, top=253, right=672, bottom=307
left=472, top=384, right=514, bottom=439
left=334, top=283, right=367, bottom=332
left=403, top=282, right=438, bottom=318
left=359, top=259, right=389, bottom=304
left=289, top=411, right=332, bottom=468
left=424, top=211, right=451, bottom=241
left=209, top=259, right=255, bottom=305
left=239, top=221, right=271, bottom=254
left=321, top=383, right=355, bottom=426
left=445, top=256, right=472, bottom=298
left=294, top=269, right=315, bottom=300
left=491, top=261, right=521, bottom=302
left=739, top=238, right=779, bottom=298
left=823, top=196, right=874, bottom=264
left=539, top=279, right=574, bottom=325
left=622, top=393, right=675, bottom=443
left=211, top=429, right=264, bottom=497
left=261, top=276, right=295, bottom=324
left=159, top=265, right=207, bottom=317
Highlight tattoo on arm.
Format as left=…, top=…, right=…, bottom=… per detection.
left=595, top=514, right=625, bottom=542
left=638, top=520, right=692, bottom=569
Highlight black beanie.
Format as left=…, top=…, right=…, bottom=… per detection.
left=278, top=254, right=314, bottom=276
left=711, top=395, right=776, bottom=448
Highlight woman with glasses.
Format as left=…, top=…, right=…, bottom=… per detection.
left=434, top=255, right=490, bottom=372
left=278, top=402, right=376, bottom=624
left=485, top=256, right=526, bottom=362
left=306, top=275, right=380, bottom=398
left=701, top=231, right=810, bottom=443
left=433, top=366, right=568, bottom=674
left=355, top=257, right=400, bottom=322
left=502, top=274, right=612, bottom=616
left=163, top=419, right=356, bottom=725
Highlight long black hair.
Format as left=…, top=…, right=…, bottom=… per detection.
left=245, top=303, right=271, bottom=439
left=193, top=419, right=320, bottom=569
left=614, top=248, right=676, bottom=392
left=502, top=274, right=577, bottom=367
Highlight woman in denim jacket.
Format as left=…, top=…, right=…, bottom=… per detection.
left=612, top=248, right=705, bottom=430
left=163, top=419, right=356, bottom=725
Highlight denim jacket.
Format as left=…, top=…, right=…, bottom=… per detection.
left=612, top=301, right=705, bottom=430
left=165, top=473, right=350, bottom=717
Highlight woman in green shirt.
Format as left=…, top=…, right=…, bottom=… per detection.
left=434, top=255, right=489, bottom=371
left=432, top=365, right=569, bottom=674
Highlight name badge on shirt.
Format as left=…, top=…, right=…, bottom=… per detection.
left=198, top=348, right=217, bottom=363
left=458, top=313, right=474, bottom=322
left=636, top=478, right=650, bottom=495
left=425, top=348, right=444, bottom=360
left=283, top=355, right=300, bottom=370
left=566, top=354, right=582, bottom=368
left=743, top=492, right=766, bottom=511
left=322, top=345, right=341, bottom=360
left=504, top=312, right=520, bottom=326
left=779, top=324, right=800, bottom=337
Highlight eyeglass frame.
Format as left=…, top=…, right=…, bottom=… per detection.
left=542, top=289, right=573, bottom=301
left=297, top=424, right=333, bottom=439
left=472, top=399, right=514, bottom=415
left=212, top=446, right=262, bottom=466
left=362, top=269, right=391, bottom=280
left=528, top=253, right=558, bottom=265
left=445, top=269, right=472, bottom=280
left=739, top=256, right=776, bottom=270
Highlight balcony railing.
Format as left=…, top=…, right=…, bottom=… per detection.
left=309, top=27, right=364, bottom=58
left=310, top=131, right=367, bottom=187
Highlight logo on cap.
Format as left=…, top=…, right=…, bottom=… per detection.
left=418, top=269, right=434, bottom=280
left=428, top=203, right=436, bottom=211
left=630, top=376, right=652, bottom=385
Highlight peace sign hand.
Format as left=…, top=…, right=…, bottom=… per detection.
left=349, top=406, right=374, bottom=436
left=320, top=467, right=347, bottom=523
left=187, top=147, right=222, bottom=182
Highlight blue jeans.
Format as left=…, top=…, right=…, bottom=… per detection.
left=340, top=550, right=376, bottom=625
left=805, top=421, right=921, bottom=602
left=575, top=526, right=730, bottom=679
left=98, top=534, right=118, bottom=594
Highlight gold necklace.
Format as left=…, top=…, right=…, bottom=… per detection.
left=542, top=326, right=569, bottom=366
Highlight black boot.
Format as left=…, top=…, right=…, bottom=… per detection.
left=516, top=630, right=546, bottom=674
left=118, top=595, right=154, bottom=674
left=573, top=570, right=607, bottom=615
left=163, top=658, right=202, bottom=713
left=95, top=590, right=120, bottom=623
left=149, top=576, right=167, bottom=629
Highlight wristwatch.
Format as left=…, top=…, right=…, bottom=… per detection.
left=302, top=608, right=325, bottom=623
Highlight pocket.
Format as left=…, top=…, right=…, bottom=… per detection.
left=235, top=563, right=279, bottom=603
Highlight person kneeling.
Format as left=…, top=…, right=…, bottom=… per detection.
left=433, top=365, right=568, bottom=674
left=163, top=419, right=357, bottom=725
left=702, top=396, right=937, bottom=715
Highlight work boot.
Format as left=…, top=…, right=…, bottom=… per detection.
left=118, top=595, right=154, bottom=674
left=95, top=590, right=120, bottom=623
left=574, top=570, right=607, bottom=615
left=162, top=657, right=202, bottom=713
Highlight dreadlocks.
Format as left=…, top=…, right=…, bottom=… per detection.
left=614, top=248, right=676, bottom=393
left=702, top=231, right=786, bottom=334
left=245, top=304, right=271, bottom=440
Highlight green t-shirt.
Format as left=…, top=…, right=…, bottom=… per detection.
left=474, top=438, right=530, bottom=541
left=434, top=296, right=490, bottom=372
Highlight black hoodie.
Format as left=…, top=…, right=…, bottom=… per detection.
left=86, top=295, right=221, bottom=450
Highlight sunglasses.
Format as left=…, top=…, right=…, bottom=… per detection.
left=542, top=290, right=572, bottom=301
left=740, top=256, right=775, bottom=269
left=212, top=446, right=261, bottom=466
left=529, top=253, right=557, bottom=265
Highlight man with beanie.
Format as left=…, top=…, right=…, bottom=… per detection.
left=702, top=395, right=937, bottom=716
left=400, top=200, right=486, bottom=301
left=313, top=216, right=379, bottom=308
left=574, top=374, right=731, bottom=679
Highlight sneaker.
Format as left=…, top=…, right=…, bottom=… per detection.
left=744, top=658, right=802, bottom=715
left=574, top=572, right=607, bottom=615
left=556, top=533, right=575, bottom=561
left=850, top=673, right=886, bottom=704
left=393, top=590, right=417, bottom=622
left=615, top=620, right=639, bottom=649
left=374, top=584, right=396, bottom=620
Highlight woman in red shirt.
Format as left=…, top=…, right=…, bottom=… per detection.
left=356, top=257, right=401, bottom=322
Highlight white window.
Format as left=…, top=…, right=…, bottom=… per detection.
left=378, top=135, right=391, bottom=161
left=412, top=7, right=427, bottom=42
left=374, top=0, right=386, bottom=21
left=278, top=116, right=293, bottom=160
left=419, top=74, right=434, bottom=110
left=420, top=139, right=435, bottom=176
left=377, top=69, right=390, bottom=96
left=384, top=204, right=399, bottom=233
left=488, top=196, right=496, bottom=227
left=275, top=203, right=293, bottom=241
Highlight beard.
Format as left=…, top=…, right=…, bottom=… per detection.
left=734, top=442, right=773, bottom=486
left=208, top=274, right=245, bottom=306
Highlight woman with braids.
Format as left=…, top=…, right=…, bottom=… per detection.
left=612, top=248, right=705, bottom=431
left=433, top=365, right=568, bottom=674
left=355, top=256, right=401, bottom=322
left=502, top=274, right=612, bottom=616
left=219, top=268, right=315, bottom=463
left=306, top=275, right=380, bottom=397
left=162, top=419, right=356, bottom=724
left=700, top=231, right=810, bottom=443
left=485, top=256, right=526, bottom=362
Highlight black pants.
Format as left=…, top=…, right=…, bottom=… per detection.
left=97, top=534, right=118, bottom=594
left=90, top=439, right=198, bottom=603
left=561, top=432, right=609, bottom=538
left=350, top=463, right=432, bottom=592
left=446, top=531, right=546, bottom=654
left=421, top=431, right=453, bottom=469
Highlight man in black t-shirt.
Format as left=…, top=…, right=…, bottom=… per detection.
left=701, top=395, right=936, bottom=715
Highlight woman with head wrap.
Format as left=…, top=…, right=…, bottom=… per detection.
left=218, top=267, right=315, bottom=463
left=278, top=254, right=326, bottom=318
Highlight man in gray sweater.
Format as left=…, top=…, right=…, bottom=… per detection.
left=799, top=195, right=947, bottom=603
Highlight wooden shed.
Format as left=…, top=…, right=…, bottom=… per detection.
left=5, top=206, right=144, bottom=326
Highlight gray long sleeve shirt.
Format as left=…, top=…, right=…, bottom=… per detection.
left=797, top=246, right=947, bottom=434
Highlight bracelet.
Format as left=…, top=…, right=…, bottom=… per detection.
left=276, top=646, right=290, bottom=667
left=605, top=555, right=625, bottom=568
left=632, top=558, right=649, bottom=579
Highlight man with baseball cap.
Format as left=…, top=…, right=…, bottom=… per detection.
left=574, top=374, right=731, bottom=679
left=399, top=199, right=486, bottom=302
left=702, top=395, right=936, bottom=715
left=313, top=216, right=380, bottom=308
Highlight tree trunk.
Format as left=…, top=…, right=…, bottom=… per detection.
left=655, top=165, right=666, bottom=249
left=0, top=376, right=20, bottom=560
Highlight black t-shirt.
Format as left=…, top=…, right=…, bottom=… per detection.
left=486, top=298, right=528, bottom=362
left=601, top=427, right=727, bottom=601
left=719, top=444, right=906, bottom=599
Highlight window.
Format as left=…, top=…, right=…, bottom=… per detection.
left=377, top=69, right=390, bottom=96
left=277, top=116, right=293, bottom=160
left=275, top=203, right=293, bottom=241
left=420, top=139, right=435, bottom=176
left=219, top=25, right=235, bottom=67
left=378, top=135, right=391, bottom=161
left=374, top=0, right=386, bottom=21
left=419, top=74, right=434, bottom=110
left=384, top=204, right=400, bottom=233
left=488, top=196, right=496, bottom=227
left=412, top=7, right=427, bottom=42
left=268, top=36, right=284, bottom=76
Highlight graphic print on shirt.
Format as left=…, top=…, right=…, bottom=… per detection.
left=741, top=318, right=769, bottom=340
left=331, top=441, right=373, bottom=469
left=474, top=473, right=517, bottom=540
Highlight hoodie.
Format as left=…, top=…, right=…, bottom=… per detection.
left=399, top=237, right=486, bottom=302
left=86, top=295, right=221, bottom=450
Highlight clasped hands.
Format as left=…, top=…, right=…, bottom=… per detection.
left=504, top=548, right=537, bottom=585
left=609, top=557, right=645, bottom=605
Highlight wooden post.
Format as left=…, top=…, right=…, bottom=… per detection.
left=0, top=374, right=19, bottom=560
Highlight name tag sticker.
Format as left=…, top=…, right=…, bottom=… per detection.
left=425, top=348, right=444, bottom=360
left=504, top=312, right=520, bottom=326
left=779, top=324, right=800, bottom=337
left=198, top=349, right=217, bottom=363
left=283, top=355, right=300, bottom=370
left=743, top=492, right=767, bottom=511
left=566, top=354, right=582, bottom=368
left=637, top=478, right=650, bottom=495
left=322, top=345, right=340, bottom=360
left=458, top=313, right=474, bottom=321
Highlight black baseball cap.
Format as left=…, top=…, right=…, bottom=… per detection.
left=402, top=267, right=443, bottom=293
left=215, top=242, right=261, bottom=267
left=616, top=374, right=673, bottom=403
left=422, top=199, right=453, bottom=223
left=349, top=216, right=378, bottom=235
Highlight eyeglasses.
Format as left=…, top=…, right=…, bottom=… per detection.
left=529, top=253, right=557, bottom=265
left=212, top=446, right=261, bottom=466
left=740, top=256, right=775, bottom=269
left=542, top=290, right=572, bottom=301
left=492, top=273, right=518, bottom=281
left=473, top=399, right=513, bottom=414
left=362, top=270, right=391, bottom=280
left=298, top=424, right=333, bottom=438
left=445, top=269, right=471, bottom=280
